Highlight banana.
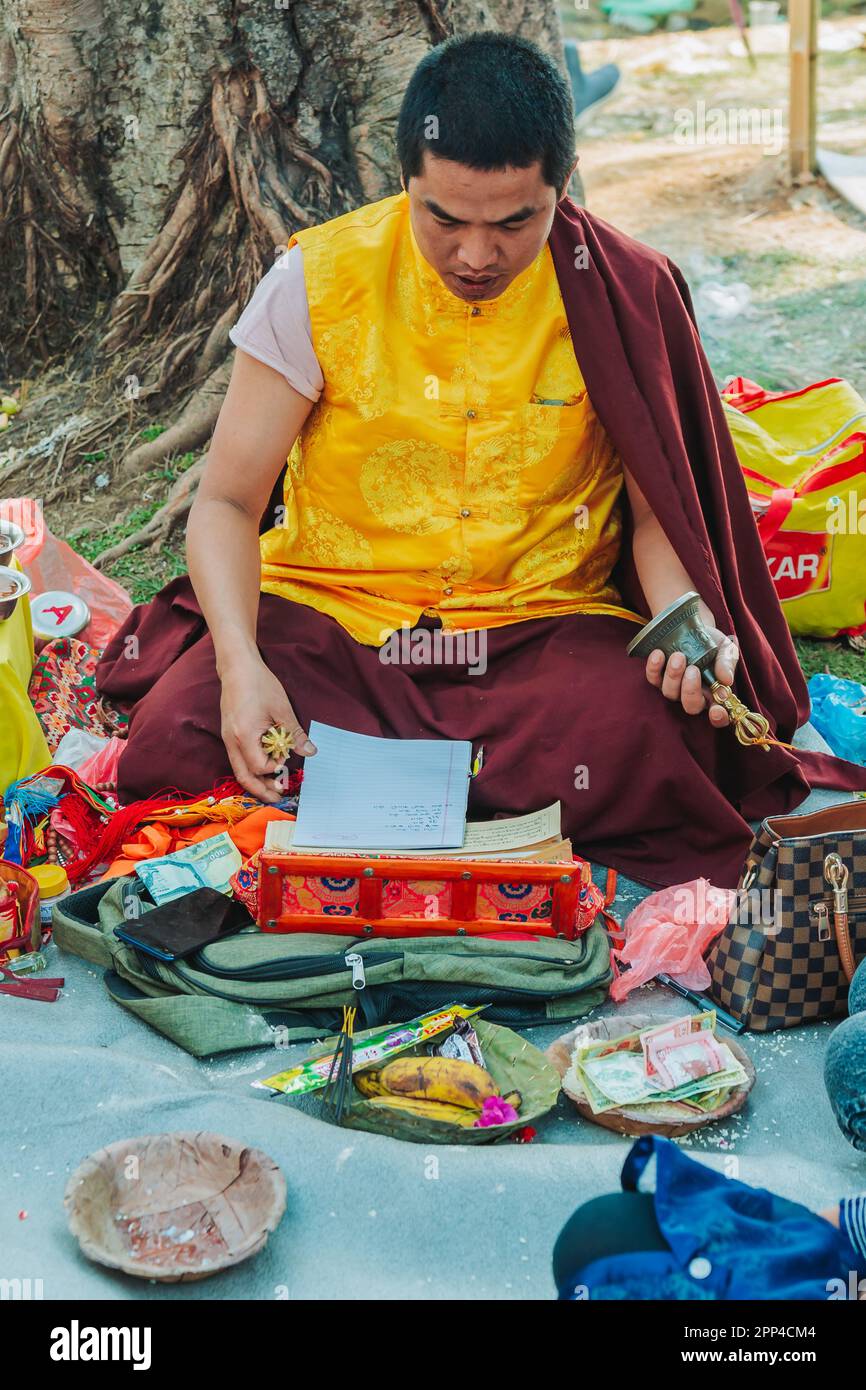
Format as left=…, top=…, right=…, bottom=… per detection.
left=502, top=1090, right=522, bottom=1112
left=366, top=1094, right=478, bottom=1127
left=354, top=1069, right=387, bottom=1098
left=378, top=1056, right=499, bottom=1111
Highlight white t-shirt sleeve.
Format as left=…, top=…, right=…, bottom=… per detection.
left=228, top=244, right=324, bottom=402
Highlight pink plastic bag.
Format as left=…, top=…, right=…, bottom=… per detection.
left=610, top=878, right=736, bottom=1001
left=0, top=498, right=132, bottom=651
left=75, top=734, right=125, bottom=791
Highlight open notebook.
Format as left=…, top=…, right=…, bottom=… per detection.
left=291, top=722, right=473, bottom=850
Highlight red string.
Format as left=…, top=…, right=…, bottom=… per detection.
left=62, top=777, right=261, bottom=883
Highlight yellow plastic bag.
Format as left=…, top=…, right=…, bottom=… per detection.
left=723, top=376, right=866, bottom=639
left=0, top=557, right=50, bottom=791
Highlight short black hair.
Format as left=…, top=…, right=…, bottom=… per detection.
left=397, top=32, right=575, bottom=193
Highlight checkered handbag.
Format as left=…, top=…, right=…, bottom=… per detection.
left=708, top=799, right=866, bottom=1030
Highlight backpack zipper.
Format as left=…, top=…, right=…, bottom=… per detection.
left=189, top=936, right=588, bottom=983
left=345, top=952, right=366, bottom=990
left=132, top=942, right=597, bottom=1004
left=191, top=943, right=587, bottom=983
left=192, top=943, right=401, bottom=982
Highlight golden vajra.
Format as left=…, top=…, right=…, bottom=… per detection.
left=709, top=682, right=772, bottom=751
left=261, top=724, right=295, bottom=763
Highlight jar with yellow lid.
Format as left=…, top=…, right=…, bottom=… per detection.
left=30, top=863, right=70, bottom=925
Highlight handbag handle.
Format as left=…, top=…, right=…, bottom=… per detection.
left=764, top=800, right=866, bottom=838
left=825, top=854, right=856, bottom=983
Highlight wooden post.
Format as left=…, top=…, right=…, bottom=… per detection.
left=789, top=0, right=818, bottom=180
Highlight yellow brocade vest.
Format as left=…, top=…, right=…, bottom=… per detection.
left=259, top=192, right=645, bottom=644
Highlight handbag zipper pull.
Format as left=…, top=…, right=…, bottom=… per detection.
left=824, top=853, right=849, bottom=920
left=345, top=952, right=366, bottom=990
left=813, top=901, right=831, bottom=941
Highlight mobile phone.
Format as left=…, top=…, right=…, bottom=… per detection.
left=114, top=887, right=253, bottom=961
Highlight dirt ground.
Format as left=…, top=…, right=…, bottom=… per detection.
left=567, top=12, right=866, bottom=397
left=564, top=13, right=866, bottom=679
left=2, top=14, right=865, bottom=679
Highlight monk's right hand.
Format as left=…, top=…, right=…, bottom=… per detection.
left=219, top=659, right=317, bottom=803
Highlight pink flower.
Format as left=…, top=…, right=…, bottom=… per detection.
left=473, top=1095, right=519, bottom=1128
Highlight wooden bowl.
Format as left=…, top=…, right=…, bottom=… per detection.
left=546, top=1014, right=755, bottom=1138
left=65, top=1132, right=286, bottom=1282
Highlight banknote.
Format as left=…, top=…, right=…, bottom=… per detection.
left=641, top=1017, right=693, bottom=1084
left=567, top=1013, right=736, bottom=1114
left=574, top=1032, right=747, bottom=1113
left=680, top=1086, right=733, bottom=1113
left=640, top=1013, right=720, bottom=1087
left=651, top=1033, right=726, bottom=1089
left=135, top=832, right=243, bottom=905
left=576, top=1055, right=747, bottom=1114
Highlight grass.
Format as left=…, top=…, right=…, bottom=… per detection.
left=795, top=637, right=866, bottom=684
left=68, top=452, right=196, bottom=602
left=74, top=508, right=187, bottom=603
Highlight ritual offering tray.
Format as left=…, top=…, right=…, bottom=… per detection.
left=343, top=1019, right=560, bottom=1144
left=261, top=1013, right=561, bottom=1145
left=547, top=1011, right=755, bottom=1138
left=64, top=1132, right=286, bottom=1282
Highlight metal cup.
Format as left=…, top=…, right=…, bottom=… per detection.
left=627, top=590, right=772, bottom=751
left=0, top=566, right=32, bottom=622
left=0, top=519, right=26, bottom=554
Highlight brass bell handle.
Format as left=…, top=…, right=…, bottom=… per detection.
left=708, top=680, right=772, bottom=751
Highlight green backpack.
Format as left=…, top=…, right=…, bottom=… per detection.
left=53, top=876, right=612, bottom=1057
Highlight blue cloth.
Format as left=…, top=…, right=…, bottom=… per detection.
left=825, top=957, right=866, bottom=1152
left=558, top=1136, right=863, bottom=1300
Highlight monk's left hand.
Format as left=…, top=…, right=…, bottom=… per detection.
left=645, top=626, right=739, bottom=728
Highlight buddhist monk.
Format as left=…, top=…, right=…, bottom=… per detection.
left=97, top=32, right=866, bottom=888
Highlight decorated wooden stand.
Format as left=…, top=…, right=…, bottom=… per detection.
left=256, top=851, right=602, bottom=940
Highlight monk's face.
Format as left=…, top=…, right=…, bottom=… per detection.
left=406, top=154, right=570, bottom=302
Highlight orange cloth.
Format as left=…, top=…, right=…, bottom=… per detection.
left=259, top=192, right=645, bottom=645
left=104, top=806, right=294, bottom=879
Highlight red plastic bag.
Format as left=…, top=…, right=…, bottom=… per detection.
left=0, top=498, right=132, bottom=651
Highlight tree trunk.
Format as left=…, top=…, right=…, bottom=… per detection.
left=0, top=0, right=569, bottom=558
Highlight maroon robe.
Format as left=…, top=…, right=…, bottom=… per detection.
left=96, top=199, right=866, bottom=889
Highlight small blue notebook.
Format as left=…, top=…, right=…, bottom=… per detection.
left=292, top=721, right=473, bottom=850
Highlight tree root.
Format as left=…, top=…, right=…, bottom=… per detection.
left=117, top=357, right=233, bottom=476
left=93, top=457, right=206, bottom=567
left=0, top=19, right=121, bottom=372
left=100, top=64, right=334, bottom=372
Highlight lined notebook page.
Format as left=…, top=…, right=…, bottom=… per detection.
left=291, top=721, right=473, bottom=849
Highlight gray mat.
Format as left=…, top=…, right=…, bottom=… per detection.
left=3, top=723, right=865, bottom=1300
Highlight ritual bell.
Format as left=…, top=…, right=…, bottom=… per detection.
left=626, top=591, right=772, bottom=751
